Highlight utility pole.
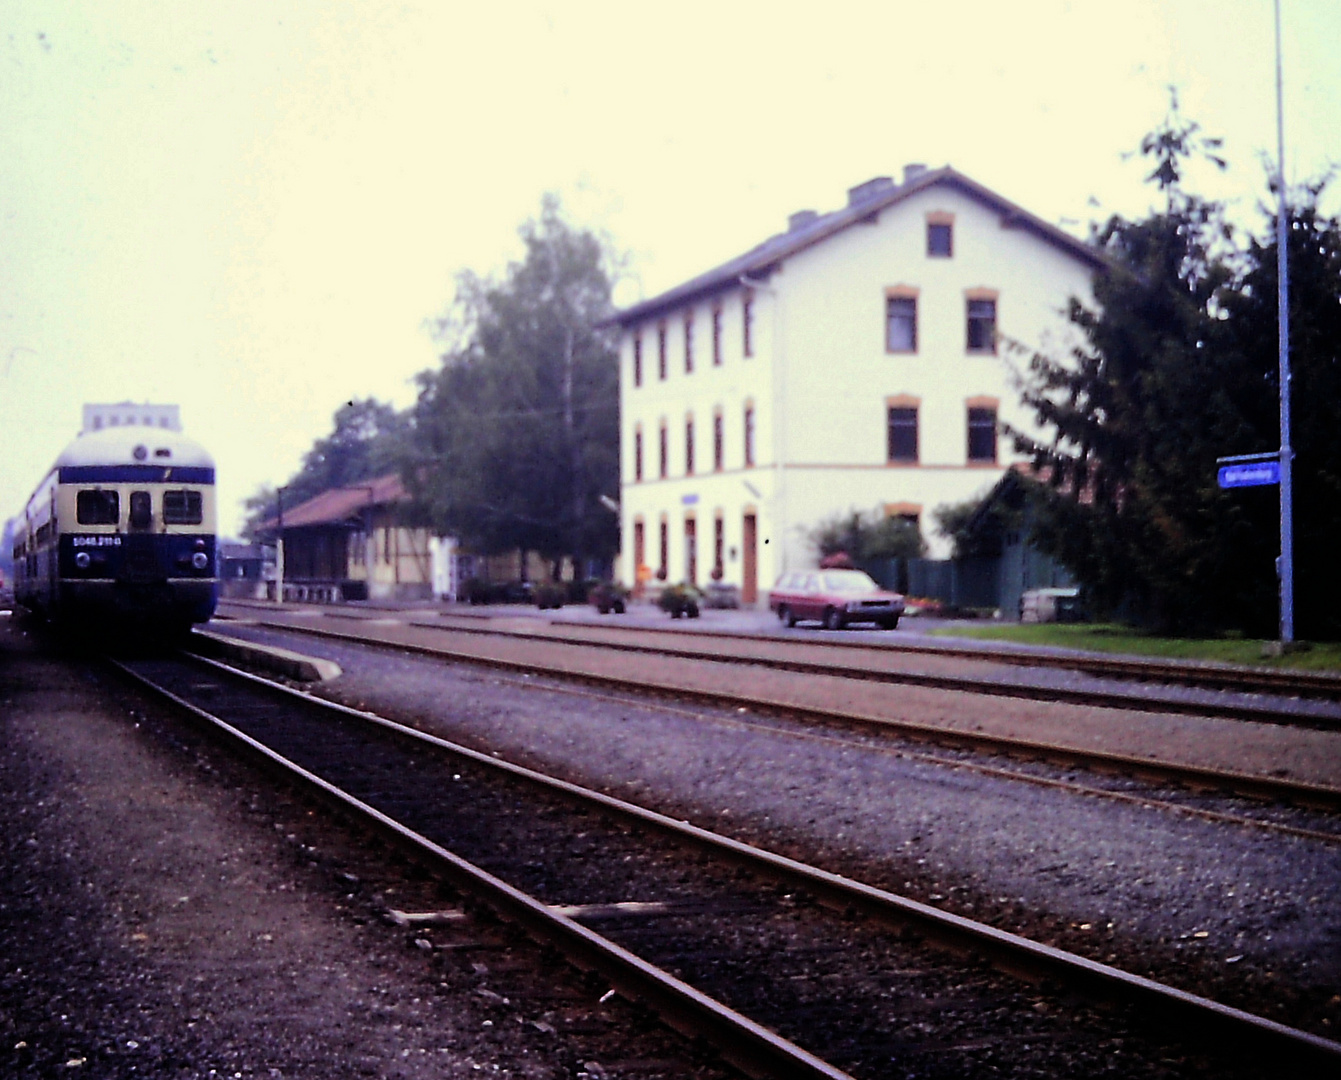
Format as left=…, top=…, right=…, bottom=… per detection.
left=1275, top=0, right=1295, bottom=644
left=275, top=486, right=285, bottom=604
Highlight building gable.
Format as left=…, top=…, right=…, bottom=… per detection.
left=611, top=166, right=1104, bottom=330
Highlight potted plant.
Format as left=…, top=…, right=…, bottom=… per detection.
left=703, top=564, right=739, bottom=609
left=589, top=581, right=630, bottom=615
left=657, top=582, right=701, bottom=619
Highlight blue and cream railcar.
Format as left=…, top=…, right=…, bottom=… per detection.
left=13, top=427, right=218, bottom=630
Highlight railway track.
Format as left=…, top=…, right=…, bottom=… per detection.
left=426, top=624, right=1338, bottom=727
left=527, top=617, right=1341, bottom=699
left=204, top=611, right=1341, bottom=813
left=419, top=612, right=1341, bottom=714
left=223, top=598, right=1341, bottom=713
left=112, top=650, right=1341, bottom=1078
left=420, top=665, right=1341, bottom=847
left=198, top=617, right=1341, bottom=846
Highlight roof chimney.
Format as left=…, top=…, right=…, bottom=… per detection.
left=846, top=176, right=895, bottom=207
left=903, top=163, right=928, bottom=184
left=788, top=209, right=819, bottom=232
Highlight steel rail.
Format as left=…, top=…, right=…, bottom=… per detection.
left=197, top=619, right=1341, bottom=812
left=124, top=652, right=1341, bottom=1074
left=109, top=656, right=853, bottom=1080
left=228, top=604, right=1341, bottom=730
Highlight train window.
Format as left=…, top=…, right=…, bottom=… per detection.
left=129, top=491, right=153, bottom=530
left=77, top=490, right=120, bottom=525
left=163, top=490, right=203, bottom=525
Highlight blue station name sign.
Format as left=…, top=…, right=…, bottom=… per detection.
left=1218, top=461, right=1280, bottom=489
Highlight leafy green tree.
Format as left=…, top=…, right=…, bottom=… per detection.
left=411, top=197, right=620, bottom=574
left=242, top=397, right=411, bottom=537
left=300, top=398, right=412, bottom=495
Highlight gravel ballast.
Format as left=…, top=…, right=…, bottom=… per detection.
left=211, top=621, right=1341, bottom=1040
left=0, top=619, right=734, bottom=1079
left=219, top=606, right=1341, bottom=790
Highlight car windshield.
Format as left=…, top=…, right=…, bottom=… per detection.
left=821, top=570, right=879, bottom=593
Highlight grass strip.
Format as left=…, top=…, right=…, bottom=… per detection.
left=929, top=622, right=1341, bottom=672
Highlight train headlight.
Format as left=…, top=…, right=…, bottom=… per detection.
left=74, top=551, right=91, bottom=570
left=191, top=551, right=209, bottom=571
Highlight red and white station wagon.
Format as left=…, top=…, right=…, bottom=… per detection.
left=768, top=569, right=906, bottom=631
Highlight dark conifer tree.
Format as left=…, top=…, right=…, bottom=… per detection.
left=1010, top=99, right=1341, bottom=637
left=1008, top=104, right=1241, bottom=632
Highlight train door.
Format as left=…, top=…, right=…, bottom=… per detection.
left=123, top=490, right=156, bottom=583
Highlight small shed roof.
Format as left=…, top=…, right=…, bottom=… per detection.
left=260, top=473, right=409, bottom=533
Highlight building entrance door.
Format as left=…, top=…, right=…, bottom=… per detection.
left=742, top=512, right=757, bottom=605
left=632, top=521, right=645, bottom=595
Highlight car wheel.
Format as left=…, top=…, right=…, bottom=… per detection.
left=687, top=603, right=699, bottom=618
left=613, top=600, right=625, bottom=614
left=879, top=616, right=899, bottom=630
left=823, top=607, right=845, bottom=631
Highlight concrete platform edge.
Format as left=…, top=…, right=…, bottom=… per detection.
left=191, top=627, right=342, bottom=682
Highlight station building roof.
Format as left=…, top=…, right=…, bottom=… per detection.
left=260, top=473, right=409, bottom=533
left=607, top=165, right=1107, bottom=329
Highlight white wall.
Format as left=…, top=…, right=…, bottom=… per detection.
left=769, top=185, right=1093, bottom=563
left=620, top=285, right=780, bottom=592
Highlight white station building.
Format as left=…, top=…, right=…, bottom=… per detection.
left=610, top=164, right=1103, bottom=604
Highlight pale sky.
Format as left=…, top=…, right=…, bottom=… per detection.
left=3, top=0, right=1337, bottom=536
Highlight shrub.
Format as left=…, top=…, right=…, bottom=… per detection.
left=565, top=578, right=599, bottom=604
left=811, top=509, right=925, bottom=562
